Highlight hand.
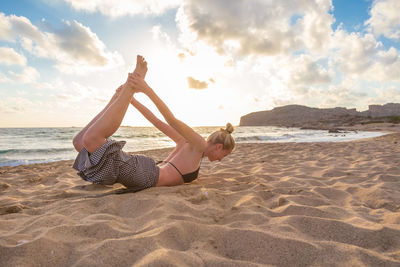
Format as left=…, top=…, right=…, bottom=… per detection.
left=127, top=72, right=151, bottom=94
left=122, top=72, right=134, bottom=91
left=119, top=81, right=138, bottom=104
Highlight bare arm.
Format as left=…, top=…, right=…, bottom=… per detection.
left=128, top=73, right=207, bottom=152
left=130, top=96, right=184, bottom=144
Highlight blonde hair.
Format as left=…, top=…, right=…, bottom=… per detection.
left=207, top=123, right=236, bottom=150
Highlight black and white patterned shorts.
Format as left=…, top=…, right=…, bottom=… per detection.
left=73, top=139, right=159, bottom=192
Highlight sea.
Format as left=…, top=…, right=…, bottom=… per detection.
left=0, top=126, right=385, bottom=167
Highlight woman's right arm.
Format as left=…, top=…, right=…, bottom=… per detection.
left=128, top=73, right=207, bottom=152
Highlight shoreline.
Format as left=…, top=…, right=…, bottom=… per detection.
left=0, top=124, right=394, bottom=168
left=301, top=122, right=400, bottom=133
left=1, top=133, right=400, bottom=266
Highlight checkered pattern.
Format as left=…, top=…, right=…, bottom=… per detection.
left=73, top=139, right=159, bottom=192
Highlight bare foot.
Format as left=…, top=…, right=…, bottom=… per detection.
left=134, top=55, right=147, bottom=78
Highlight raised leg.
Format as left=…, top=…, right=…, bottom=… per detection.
left=81, top=83, right=132, bottom=153
left=72, top=87, right=122, bottom=152
left=80, top=56, right=148, bottom=154
left=72, top=55, right=148, bottom=152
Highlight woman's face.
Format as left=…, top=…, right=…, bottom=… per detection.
left=208, top=143, right=232, bottom=162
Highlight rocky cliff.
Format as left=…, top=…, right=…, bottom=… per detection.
left=240, top=103, right=400, bottom=127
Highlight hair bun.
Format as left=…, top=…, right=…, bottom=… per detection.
left=225, top=123, right=234, bottom=134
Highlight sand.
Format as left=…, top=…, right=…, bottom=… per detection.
left=1, top=133, right=400, bottom=266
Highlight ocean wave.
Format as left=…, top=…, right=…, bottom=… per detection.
left=111, top=133, right=164, bottom=139
left=0, top=147, right=74, bottom=155
left=236, top=135, right=292, bottom=142
left=0, top=158, right=70, bottom=167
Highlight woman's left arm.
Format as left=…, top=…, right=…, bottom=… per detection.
left=130, top=96, right=185, bottom=145
left=127, top=73, right=207, bottom=152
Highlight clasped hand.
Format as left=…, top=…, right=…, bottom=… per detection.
left=125, top=72, right=151, bottom=94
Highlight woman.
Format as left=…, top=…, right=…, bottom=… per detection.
left=72, top=55, right=235, bottom=192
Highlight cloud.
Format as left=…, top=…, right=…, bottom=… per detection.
left=176, top=0, right=334, bottom=56
left=178, top=52, right=186, bottom=61
left=187, top=76, right=208, bottom=89
left=0, top=47, right=27, bottom=66
left=151, top=25, right=173, bottom=45
left=63, top=0, right=181, bottom=17
left=331, top=29, right=400, bottom=81
left=365, top=0, right=400, bottom=40
left=9, top=66, right=40, bottom=84
left=170, top=0, right=400, bottom=116
left=0, top=13, right=13, bottom=41
left=0, top=71, right=11, bottom=83
left=0, top=97, right=35, bottom=113
left=0, top=13, right=123, bottom=74
left=332, top=31, right=380, bottom=75
left=52, top=20, right=124, bottom=73
left=367, top=49, right=400, bottom=82
left=289, top=55, right=331, bottom=85
left=49, top=79, right=112, bottom=107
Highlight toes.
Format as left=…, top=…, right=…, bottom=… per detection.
left=135, top=55, right=147, bottom=68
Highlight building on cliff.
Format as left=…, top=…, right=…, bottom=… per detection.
left=361, top=103, right=400, bottom=117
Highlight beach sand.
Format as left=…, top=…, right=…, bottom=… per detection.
left=1, top=133, right=400, bottom=266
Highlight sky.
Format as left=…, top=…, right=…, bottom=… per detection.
left=0, top=0, right=400, bottom=127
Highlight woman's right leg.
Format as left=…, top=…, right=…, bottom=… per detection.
left=73, top=55, right=148, bottom=153
left=82, top=81, right=135, bottom=154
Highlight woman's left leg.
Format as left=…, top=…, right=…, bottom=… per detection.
left=72, top=86, right=122, bottom=152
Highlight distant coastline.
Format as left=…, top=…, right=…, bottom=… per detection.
left=240, top=103, right=400, bottom=130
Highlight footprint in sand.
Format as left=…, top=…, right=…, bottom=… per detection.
left=188, top=193, right=209, bottom=204
left=269, top=197, right=289, bottom=209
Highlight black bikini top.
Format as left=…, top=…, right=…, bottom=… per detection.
left=167, top=161, right=200, bottom=183
left=156, top=153, right=204, bottom=183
